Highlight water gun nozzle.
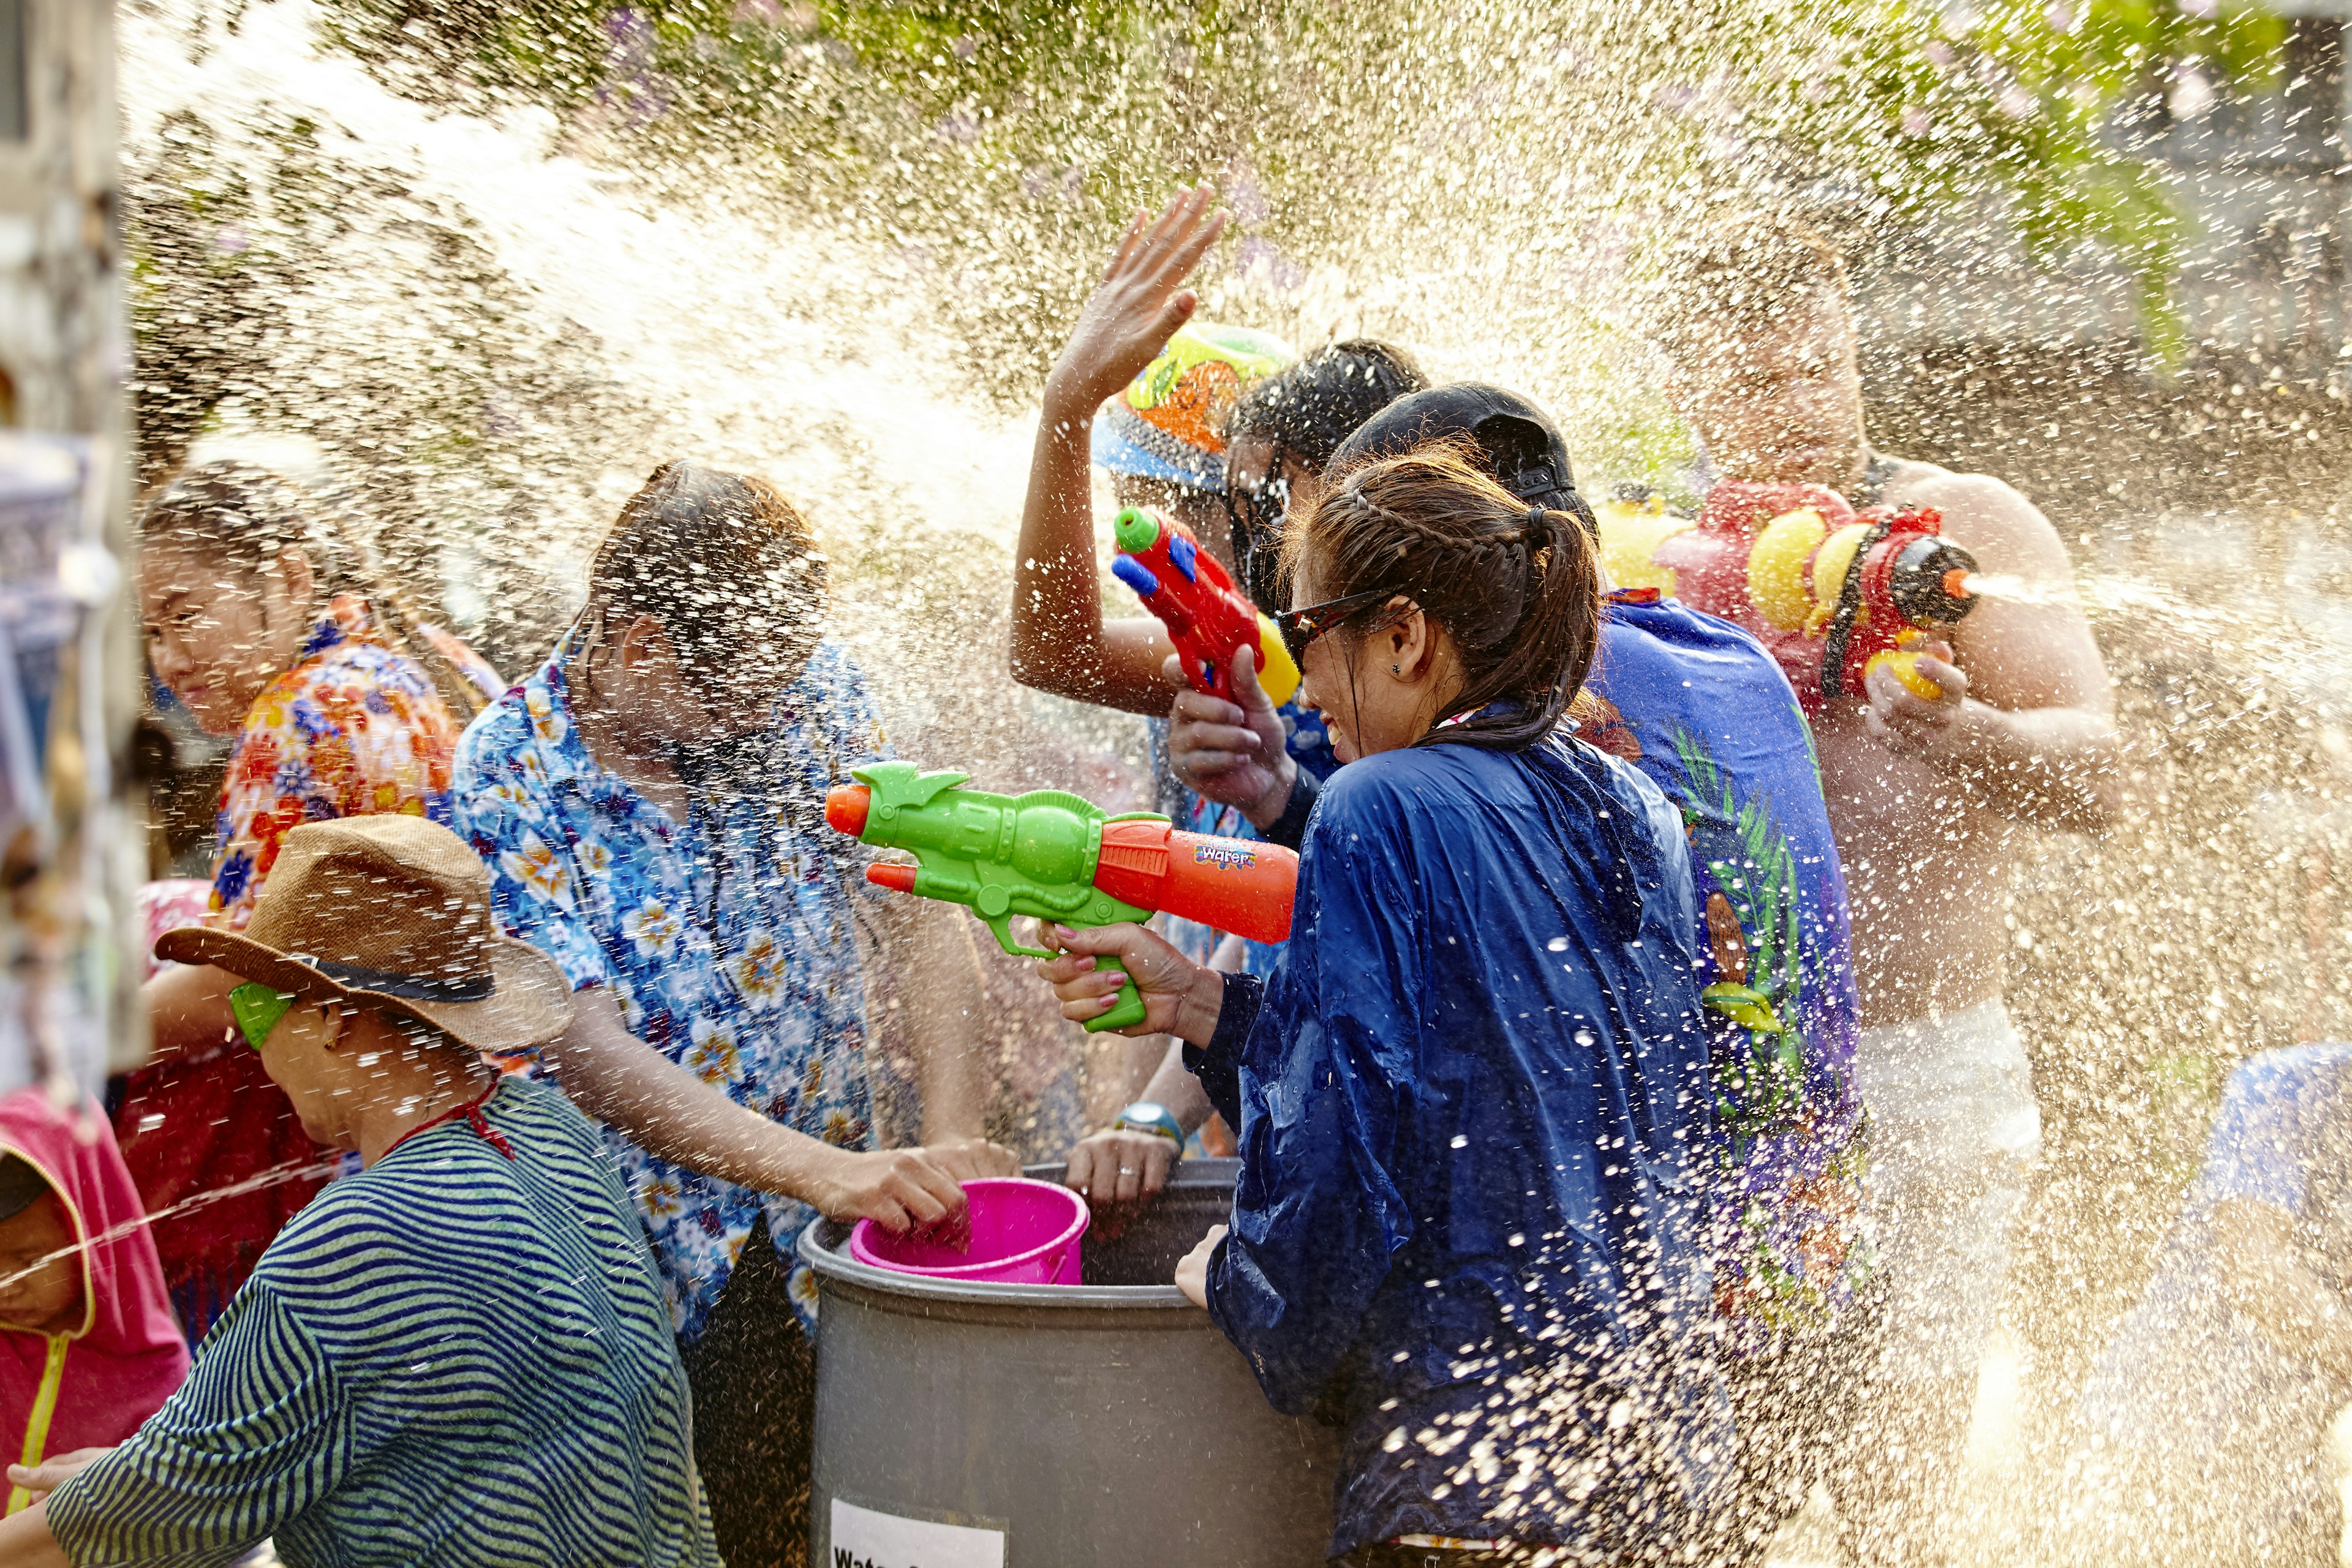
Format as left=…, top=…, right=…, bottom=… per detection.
left=826, top=784, right=872, bottom=837
left=1110, top=555, right=1163, bottom=599
left=1944, top=568, right=1973, bottom=600
left=1112, top=507, right=1164, bottom=555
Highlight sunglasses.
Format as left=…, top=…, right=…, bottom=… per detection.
left=228, top=983, right=298, bottom=1052
left=1273, top=587, right=1413, bottom=666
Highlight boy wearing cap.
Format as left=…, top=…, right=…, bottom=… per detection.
left=0, top=815, right=718, bottom=1568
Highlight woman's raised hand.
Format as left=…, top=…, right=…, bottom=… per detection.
left=1045, top=185, right=1229, bottom=417
left=1031, top=922, right=1224, bottom=1044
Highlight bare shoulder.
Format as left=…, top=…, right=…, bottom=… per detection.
left=1876, top=456, right=2073, bottom=575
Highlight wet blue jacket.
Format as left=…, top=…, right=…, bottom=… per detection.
left=1239, top=595, right=1867, bottom=1342
left=1587, top=594, right=1866, bottom=1338
left=1200, top=734, right=1725, bottom=1558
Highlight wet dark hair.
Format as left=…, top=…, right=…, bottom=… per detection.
left=1284, top=441, right=1601, bottom=753
left=1221, top=340, right=1428, bottom=613
left=1227, top=339, right=1428, bottom=467
left=587, top=460, right=829, bottom=701
left=140, top=461, right=491, bottom=722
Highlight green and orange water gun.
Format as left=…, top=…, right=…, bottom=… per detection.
left=824, top=761, right=1298, bottom=1032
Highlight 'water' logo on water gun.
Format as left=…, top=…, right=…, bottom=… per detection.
left=1193, top=843, right=1258, bottom=871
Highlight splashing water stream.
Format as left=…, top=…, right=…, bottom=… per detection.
left=113, top=0, right=2352, bottom=1561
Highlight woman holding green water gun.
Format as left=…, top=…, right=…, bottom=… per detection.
left=1035, top=444, right=1728, bottom=1566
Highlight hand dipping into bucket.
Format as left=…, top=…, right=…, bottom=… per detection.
left=850, top=1177, right=1091, bottom=1286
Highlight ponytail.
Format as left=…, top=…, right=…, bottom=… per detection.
left=1284, top=440, right=1602, bottom=752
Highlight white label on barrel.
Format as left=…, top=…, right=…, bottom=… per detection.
left=829, top=1498, right=1006, bottom=1568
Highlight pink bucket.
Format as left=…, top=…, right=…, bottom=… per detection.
left=848, top=1177, right=1090, bottom=1286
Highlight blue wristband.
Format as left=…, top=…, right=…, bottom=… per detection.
left=1110, top=1101, right=1184, bottom=1150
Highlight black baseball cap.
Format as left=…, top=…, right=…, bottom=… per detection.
left=1329, top=384, right=1593, bottom=529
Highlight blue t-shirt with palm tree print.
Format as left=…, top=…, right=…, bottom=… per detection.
left=1583, top=590, right=1866, bottom=1344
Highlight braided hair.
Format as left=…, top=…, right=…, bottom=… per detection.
left=1282, top=440, right=1601, bottom=752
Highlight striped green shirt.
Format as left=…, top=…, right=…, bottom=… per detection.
left=48, top=1076, right=720, bottom=1567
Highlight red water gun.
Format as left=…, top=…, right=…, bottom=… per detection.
left=1649, top=483, right=1980, bottom=713
left=1110, top=507, right=1302, bottom=706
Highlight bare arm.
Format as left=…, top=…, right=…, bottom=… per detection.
left=2212, top=1197, right=2352, bottom=1380
left=1009, top=186, right=1226, bottom=715
left=1865, top=470, right=2119, bottom=832
left=881, top=899, right=1012, bottom=1169
left=543, top=986, right=973, bottom=1231
left=1136, top=1035, right=1216, bottom=1132
left=0, top=1499, right=68, bottom=1568
left=140, top=962, right=239, bottom=1063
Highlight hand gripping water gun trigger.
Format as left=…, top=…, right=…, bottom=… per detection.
left=824, top=761, right=1298, bottom=1033
left=1109, top=507, right=1302, bottom=707
left=1640, top=482, right=1981, bottom=714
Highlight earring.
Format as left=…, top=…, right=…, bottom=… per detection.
left=1390, top=663, right=1401, bottom=674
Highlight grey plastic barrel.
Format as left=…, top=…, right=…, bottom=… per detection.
left=798, top=1159, right=1338, bottom=1567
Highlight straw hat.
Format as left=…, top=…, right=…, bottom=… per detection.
left=155, top=815, right=572, bottom=1054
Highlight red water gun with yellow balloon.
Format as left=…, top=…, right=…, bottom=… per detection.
left=1608, top=482, right=1980, bottom=713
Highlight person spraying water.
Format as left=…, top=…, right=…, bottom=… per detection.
left=1646, top=213, right=2119, bottom=1568
left=1138, top=380, right=1872, bottom=1561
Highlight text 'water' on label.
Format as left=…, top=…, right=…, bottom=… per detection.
left=829, top=1498, right=1006, bottom=1568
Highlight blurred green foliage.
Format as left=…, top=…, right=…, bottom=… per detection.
left=298, top=0, right=2304, bottom=396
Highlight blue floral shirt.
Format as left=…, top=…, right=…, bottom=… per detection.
left=451, top=633, right=886, bottom=1343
